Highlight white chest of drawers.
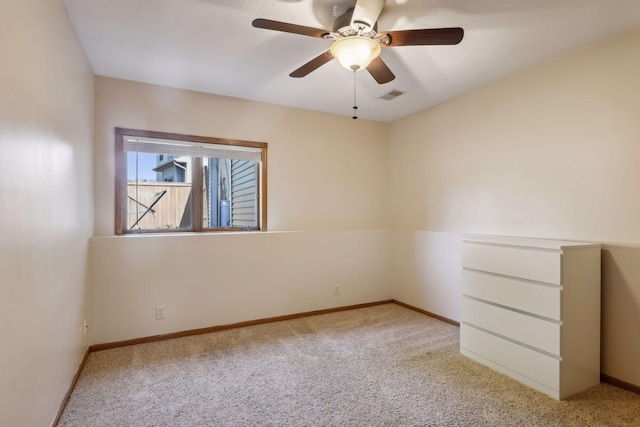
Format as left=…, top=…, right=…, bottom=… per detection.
left=459, top=236, right=601, bottom=399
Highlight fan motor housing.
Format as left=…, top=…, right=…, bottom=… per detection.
left=333, top=8, right=377, bottom=37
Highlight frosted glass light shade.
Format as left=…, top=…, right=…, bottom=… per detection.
left=330, top=36, right=381, bottom=71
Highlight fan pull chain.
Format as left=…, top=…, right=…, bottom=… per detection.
left=352, top=69, right=358, bottom=119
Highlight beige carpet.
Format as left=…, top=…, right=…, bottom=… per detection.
left=59, top=304, right=640, bottom=426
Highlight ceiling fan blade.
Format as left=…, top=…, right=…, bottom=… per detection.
left=384, top=27, right=464, bottom=46
left=252, top=19, right=329, bottom=38
left=290, top=51, right=334, bottom=78
left=350, top=0, right=386, bottom=30
left=366, top=56, right=395, bottom=84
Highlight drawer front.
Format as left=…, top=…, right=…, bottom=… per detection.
left=463, top=297, right=560, bottom=356
left=461, top=324, right=560, bottom=391
left=461, top=241, right=561, bottom=285
left=461, top=269, right=561, bottom=321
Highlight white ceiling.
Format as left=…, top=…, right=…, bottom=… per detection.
left=62, top=0, right=640, bottom=122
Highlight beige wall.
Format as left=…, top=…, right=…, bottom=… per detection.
left=94, top=77, right=390, bottom=235
left=91, top=77, right=391, bottom=344
left=0, top=1, right=94, bottom=426
left=90, top=230, right=392, bottom=344
left=389, top=28, right=640, bottom=387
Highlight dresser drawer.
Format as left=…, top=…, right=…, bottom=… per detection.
left=463, top=297, right=560, bottom=356
left=461, top=324, right=560, bottom=392
left=462, top=241, right=561, bottom=285
left=461, top=269, right=561, bottom=321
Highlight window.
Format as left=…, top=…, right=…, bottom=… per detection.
left=115, top=128, right=267, bottom=234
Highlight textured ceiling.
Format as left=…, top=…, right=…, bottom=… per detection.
left=62, top=0, right=640, bottom=122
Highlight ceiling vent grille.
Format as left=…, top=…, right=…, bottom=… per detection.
left=380, top=90, right=405, bottom=100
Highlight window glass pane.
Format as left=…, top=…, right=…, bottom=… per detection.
left=202, top=158, right=258, bottom=229
left=117, top=129, right=265, bottom=234
left=126, top=151, right=193, bottom=231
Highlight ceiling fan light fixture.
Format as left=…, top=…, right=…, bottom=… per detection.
left=330, top=36, right=381, bottom=71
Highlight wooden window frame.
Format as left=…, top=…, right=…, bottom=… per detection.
left=115, top=127, right=268, bottom=235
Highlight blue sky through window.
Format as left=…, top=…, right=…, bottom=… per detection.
left=127, top=152, right=158, bottom=181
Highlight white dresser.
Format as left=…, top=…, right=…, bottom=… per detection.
left=459, top=236, right=601, bottom=399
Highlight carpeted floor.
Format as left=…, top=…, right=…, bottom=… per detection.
left=59, top=304, right=640, bottom=426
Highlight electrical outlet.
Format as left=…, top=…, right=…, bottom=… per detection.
left=156, top=305, right=165, bottom=320
left=333, top=285, right=340, bottom=296
left=83, top=319, right=89, bottom=336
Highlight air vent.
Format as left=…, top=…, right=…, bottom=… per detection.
left=380, top=90, right=405, bottom=101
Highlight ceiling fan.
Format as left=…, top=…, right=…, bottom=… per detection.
left=252, top=0, right=464, bottom=84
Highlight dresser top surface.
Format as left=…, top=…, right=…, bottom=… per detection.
left=462, top=235, right=601, bottom=251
